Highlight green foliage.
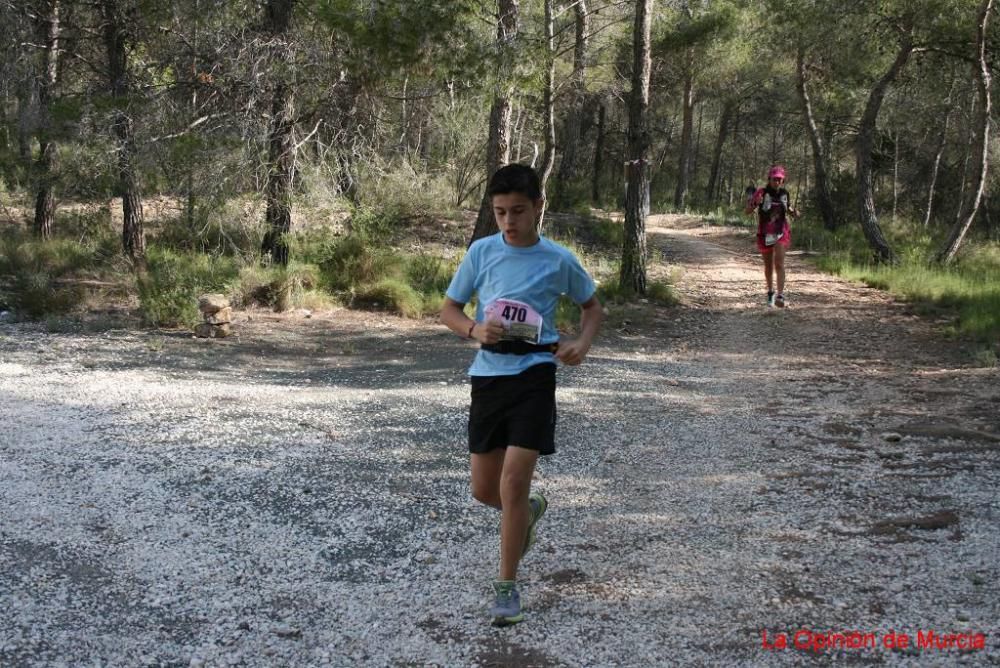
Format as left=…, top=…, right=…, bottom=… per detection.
left=705, top=207, right=755, bottom=230
left=656, top=2, right=738, bottom=52
left=351, top=278, right=425, bottom=318
left=228, top=263, right=275, bottom=309
left=54, top=141, right=117, bottom=200
left=548, top=178, right=592, bottom=213
left=316, top=0, right=481, bottom=72
left=154, top=200, right=264, bottom=257
left=646, top=280, right=678, bottom=305
left=138, top=247, right=239, bottom=327
left=318, top=235, right=396, bottom=290
left=590, top=216, right=625, bottom=249
left=406, top=252, right=458, bottom=296
left=0, top=227, right=120, bottom=319
left=229, top=261, right=328, bottom=311
left=356, top=159, right=457, bottom=229
left=6, top=270, right=83, bottom=319
left=288, top=226, right=459, bottom=318
left=799, top=216, right=1000, bottom=342
left=546, top=212, right=624, bottom=257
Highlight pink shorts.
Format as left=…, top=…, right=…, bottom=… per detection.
left=757, top=224, right=791, bottom=254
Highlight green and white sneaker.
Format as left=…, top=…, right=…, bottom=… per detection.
left=522, top=492, right=548, bottom=557
left=490, top=580, right=524, bottom=626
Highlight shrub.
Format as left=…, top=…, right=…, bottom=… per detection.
left=352, top=278, right=424, bottom=318
left=357, top=159, right=456, bottom=228
left=319, top=235, right=398, bottom=290
left=0, top=232, right=111, bottom=318
left=647, top=280, right=678, bottom=305
left=154, top=198, right=266, bottom=257
left=8, top=271, right=84, bottom=319
left=406, top=253, right=457, bottom=296
left=138, top=247, right=239, bottom=327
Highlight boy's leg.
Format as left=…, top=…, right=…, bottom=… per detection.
left=498, top=445, right=538, bottom=581
left=470, top=449, right=505, bottom=509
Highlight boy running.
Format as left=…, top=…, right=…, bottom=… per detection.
left=440, top=164, right=603, bottom=626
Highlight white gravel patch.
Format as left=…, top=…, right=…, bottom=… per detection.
left=2, top=229, right=999, bottom=666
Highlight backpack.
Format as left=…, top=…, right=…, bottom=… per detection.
left=754, top=187, right=789, bottom=246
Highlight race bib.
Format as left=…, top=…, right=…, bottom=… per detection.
left=484, top=298, right=543, bottom=344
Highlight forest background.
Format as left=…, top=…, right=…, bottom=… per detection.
left=1, top=0, right=998, bottom=355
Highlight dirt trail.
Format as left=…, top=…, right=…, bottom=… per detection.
left=619, top=214, right=1000, bottom=660
left=1, top=214, right=998, bottom=666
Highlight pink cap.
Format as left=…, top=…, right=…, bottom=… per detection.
left=768, top=165, right=786, bottom=180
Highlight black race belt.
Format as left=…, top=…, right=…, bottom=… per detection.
left=481, top=340, right=559, bottom=355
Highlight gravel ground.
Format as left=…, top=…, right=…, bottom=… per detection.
left=2, top=215, right=998, bottom=667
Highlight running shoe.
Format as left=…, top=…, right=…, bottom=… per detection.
left=767, top=291, right=775, bottom=307
left=490, top=580, right=524, bottom=626
left=774, top=293, right=786, bottom=308
left=522, top=492, right=548, bottom=557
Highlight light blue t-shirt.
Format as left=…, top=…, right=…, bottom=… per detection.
left=446, top=233, right=597, bottom=376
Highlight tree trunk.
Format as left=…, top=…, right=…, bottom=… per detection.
left=262, top=83, right=295, bottom=266
left=591, top=100, right=605, bottom=205
left=924, top=82, right=956, bottom=227
left=937, top=0, right=993, bottom=264
left=673, top=61, right=694, bottom=209
left=856, top=36, right=913, bottom=264
left=537, top=0, right=556, bottom=229
left=471, top=0, right=519, bottom=244
left=892, top=130, right=899, bottom=224
left=954, top=89, right=977, bottom=224
left=795, top=48, right=838, bottom=230
left=17, top=81, right=35, bottom=162
left=332, top=77, right=362, bottom=206
left=337, top=151, right=360, bottom=205
left=33, top=0, right=60, bottom=240
left=183, top=0, right=200, bottom=232
left=259, top=0, right=296, bottom=266
left=555, top=0, right=589, bottom=199
left=705, top=99, right=733, bottom=204
left=620, top=0, right=652, bottom=294
left=102, top=0, right=145, bottom=265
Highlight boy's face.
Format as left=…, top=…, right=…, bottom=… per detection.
left=492, top=192, right=542, bottom=247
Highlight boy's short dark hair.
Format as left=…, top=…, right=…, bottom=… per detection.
left=487, top=164, right=542, bottom=200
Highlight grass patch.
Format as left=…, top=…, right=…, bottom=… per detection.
left=0, top=227, right=124, bottom=319
left=796, top=216, right=1000, bottom=342
left=827, top=257, right=1000, bottom=342
left=351, top=278, right=424, bottom=318
left=704, top=206, right=755, bottom=230
left=229, top=262, right=326, bottom=311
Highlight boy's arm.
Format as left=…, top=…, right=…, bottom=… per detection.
left=555, top=295, right=603, bottom=366
left=440, top=297, right=503, bottom=344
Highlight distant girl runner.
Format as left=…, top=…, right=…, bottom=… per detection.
left=745, top=165, right=799, bottom=307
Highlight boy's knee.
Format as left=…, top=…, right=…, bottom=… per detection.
left=499, top=470, right=531, bottom=501
left=471, top=479, right=500, bottom=506
left=471, top=483, right=497, bottom=506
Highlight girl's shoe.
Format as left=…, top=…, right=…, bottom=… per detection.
left=767, top=291, right=775, bottom=307
left=775, top=293, right=786, bottom=308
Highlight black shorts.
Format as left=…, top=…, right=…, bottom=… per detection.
left=469, top=363, right=557, bottom=455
